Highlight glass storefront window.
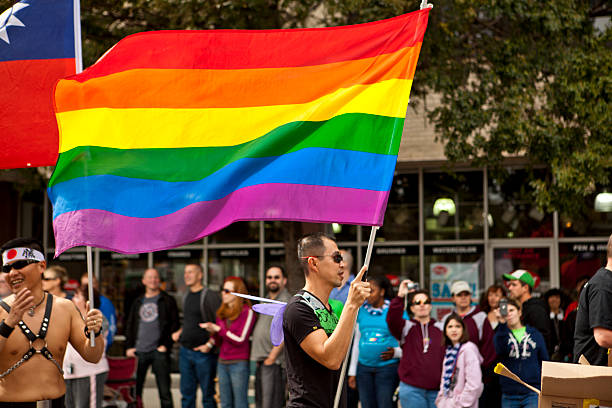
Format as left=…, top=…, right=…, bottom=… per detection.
left=265, top=221, right=357, bottom=243
left=153, top=249, right=204, bottom=302
left=207, top=248, right=259, bottom=295
left=558, top=242, right=605, bottom=297
left=368, top=245, right=418, bottom=289
left=99, top=252, right=148, bottom=335
left=493, top=247, right=550, bottom=294
left=560, top=194, right=612, bottom=237
left=208, top=221, right=259, bottom=243
left=488, top=169, right=553, bottom=238
left=378, top=173, right=419, bottom=242
left=424, top=171, right=484, bottom=240
left=424, top=245, right=484, bottom=320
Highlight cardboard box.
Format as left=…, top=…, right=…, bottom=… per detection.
left=539, top=362, right=612, bottom=408
left=495, top=360, right=612, bottom=408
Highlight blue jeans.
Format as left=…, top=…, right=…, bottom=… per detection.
left=501, top=392, right=539, bottom=408
left=357, top=362, right=399, bottom=408
left=179, top=347, right=218, bottom=408
left=217, top=360, right=249, bottom=408
left=398, top=382, right=436, bottom=408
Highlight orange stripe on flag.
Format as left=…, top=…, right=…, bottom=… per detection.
left=55, top=45, right=421, bottom=112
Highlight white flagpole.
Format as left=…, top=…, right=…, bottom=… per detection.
left=332, top=225, right=379, bottom=408
left=72, top=0, right=95, bottom=346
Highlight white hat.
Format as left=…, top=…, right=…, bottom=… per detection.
left=450, top=280, right=472, bottom=296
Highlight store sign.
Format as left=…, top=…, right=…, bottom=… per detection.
left=430, top=246, right=479, bottom=255
left=219, top=249, right=252, bottom=257
left=571, top=243, right=607, bottom=253
left=57, top=253, right=86, bottom=261
left=430, top=262, right=480, bottom=320
left=110, top=253, right=140, bottom=260
left=374, top=246, right=418, bottom=256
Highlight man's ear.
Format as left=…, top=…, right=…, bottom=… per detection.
left=38, top=261, right=47, bottom=273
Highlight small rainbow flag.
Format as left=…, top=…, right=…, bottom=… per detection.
left=48, top=9, right=430, bottom=255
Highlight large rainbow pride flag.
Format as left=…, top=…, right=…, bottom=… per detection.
left=48, top=8, right=430, bottom=255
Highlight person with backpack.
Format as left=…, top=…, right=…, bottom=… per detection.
left=171, top=264, right=221, bottom=408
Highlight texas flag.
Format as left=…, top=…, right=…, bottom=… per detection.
left=0, top=0, right=81, bottom=169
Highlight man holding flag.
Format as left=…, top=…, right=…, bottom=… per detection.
left=283, top=233, right=370, bottom=408
left=0, top=238, right=104, bottom=406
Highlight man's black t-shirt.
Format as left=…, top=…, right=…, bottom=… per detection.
left=574, top=267, right=612, bottom=366
left=283, top=290, right=346, bottom=408
left=179, top=289, right=210, bottom=349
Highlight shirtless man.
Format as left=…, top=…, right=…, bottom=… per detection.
left=0, top=238, right=104, bottom=406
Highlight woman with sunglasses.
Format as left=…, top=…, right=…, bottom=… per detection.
left=347, top=275, right=399, bottom=408
left=200, top=277, right=256, bottom=408
left=42, top=265, right=69, bottom=299
left=386, top=284, right=444, bottom=408
left=435, top=314, right=483, bottom=408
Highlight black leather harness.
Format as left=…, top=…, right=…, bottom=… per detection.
left=0, top=293, right=63, bottom=379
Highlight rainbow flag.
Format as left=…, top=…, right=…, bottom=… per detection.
left=48, top=9, right=430, bottom=255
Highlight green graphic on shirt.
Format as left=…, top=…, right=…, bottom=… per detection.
left=297, top=291, right=340, bottom=336
left=315, top=308, right=339, bottom=335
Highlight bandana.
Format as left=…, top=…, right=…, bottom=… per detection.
left=2, top=247, right=45, bottom=266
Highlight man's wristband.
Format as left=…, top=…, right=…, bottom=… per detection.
left=84, top=325, right=102, bottom=338
left=0, top=320, right=14, bottom=338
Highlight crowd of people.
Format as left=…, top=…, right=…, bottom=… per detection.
left=0, top=232, right=610, bottom=408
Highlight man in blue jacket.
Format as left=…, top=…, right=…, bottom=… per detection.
left=493, top=297, right=548, bottom=408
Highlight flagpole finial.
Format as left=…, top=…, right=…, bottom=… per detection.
left=420, top=0, right=433, bottom=9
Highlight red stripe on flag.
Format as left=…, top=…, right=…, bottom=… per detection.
left=0, top=58, right=75, bottom=169
left=71, top=9, right=430, bottom=82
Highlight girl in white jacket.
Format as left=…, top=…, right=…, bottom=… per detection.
left=435, top=313, right=483, bottom=408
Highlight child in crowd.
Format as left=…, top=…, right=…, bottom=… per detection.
left=435, top=313, right=483, bottom=408
left=494, top=298, right=548, bottom=408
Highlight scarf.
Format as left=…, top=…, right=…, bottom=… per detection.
left=442, top=343, right=462, bottom=395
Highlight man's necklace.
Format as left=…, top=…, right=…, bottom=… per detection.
left=28, top=292, right=46, bottom=317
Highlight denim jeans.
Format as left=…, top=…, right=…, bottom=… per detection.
left=357, top=362, right=399, bottom=408
left=217, top=360, right=249, bottom=408
left=398, top=382, right=436, bottom=408
left=501, top=392, right=539, bottom=408
left=135, top=350, right=173, bottom=408
left=179, top=347, right=218, bottom=408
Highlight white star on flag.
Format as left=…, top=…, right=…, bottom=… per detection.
left=0, top=2, right=29, bottom=44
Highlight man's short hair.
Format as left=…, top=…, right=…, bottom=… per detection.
left=185, top=263, right=203, bottom=273
left=1, top=237, right=45, bottom=262
left=297, top=233, right=335, bottom=275
left=266, top=265, right=287, bottom=279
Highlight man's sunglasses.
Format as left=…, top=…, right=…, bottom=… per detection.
left=411, top=299, right=431, bottom=306
left=301, top=252, right=343, bottom=264
left=42, top=276, right=58, bottom=281
left=2, top=260, right=39, bottom=273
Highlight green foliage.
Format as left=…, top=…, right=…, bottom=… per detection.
left=416, top=0, right=612, bottom=218
left=4, top=0, right=607, bottom=218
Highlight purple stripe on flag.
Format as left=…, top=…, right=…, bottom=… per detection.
left=52, top=183, right=390, bottom=256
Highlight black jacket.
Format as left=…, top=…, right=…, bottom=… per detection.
left=125, top=290, right=180, bottom=350
left=521, top=296, right=553, bottom=354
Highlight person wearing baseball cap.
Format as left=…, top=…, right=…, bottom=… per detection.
left=503, top=269, right=553, bottom=354
left=440, top=280, right=497, bottom=407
